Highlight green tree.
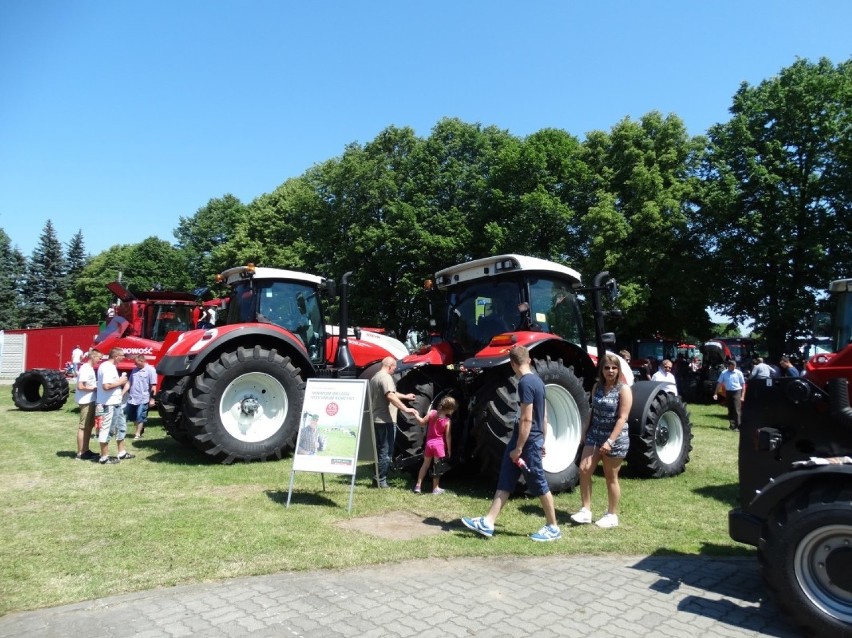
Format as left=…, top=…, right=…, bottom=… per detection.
left=700, top=57, right=852, bottom=358
left=490, top=127, right=589, bottom=262
left=22, top=220, right=66, bottom=327
left=575, top=113, right=711, bottom=341
left=0, top=229, right=25, bottom=329
left=174, top=194, right=248, bottom=287
left=73, top=239, right=193, bottom=323
left=64, top=230, right=89, bottom=325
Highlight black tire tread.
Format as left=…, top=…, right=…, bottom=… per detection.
left=12, top=369, right=69, bottom=411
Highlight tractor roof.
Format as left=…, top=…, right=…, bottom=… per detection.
left=829, top=278, right=852, bottom=293
left=434, top=254, right=582, bottom=290
left=218, top=265, right=325, bottom=287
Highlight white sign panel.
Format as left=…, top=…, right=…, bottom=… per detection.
left=292, top=378, right=370, bottom=475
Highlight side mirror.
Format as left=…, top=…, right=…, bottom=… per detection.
left=605, top=278, right=619, bottom=302
left=325, top=280, right=338, bottom=299
left=601, top=332, right=616, bottom=349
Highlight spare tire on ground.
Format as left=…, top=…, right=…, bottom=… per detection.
left=12, top=369, right=70, bottom=411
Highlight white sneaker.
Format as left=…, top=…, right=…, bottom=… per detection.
left=570, top=507, right=592, bottom=524
left=595, top=513, right=619, bottom=528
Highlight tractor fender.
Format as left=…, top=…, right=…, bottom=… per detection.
left=730, top=465, right=852, bottom=547
left=828, top=378, right=852, bottom=428
left=625, top=380, right=670, bottom=436
left=396, top=341, right=456, bottom=374
left=461, top=336, right=591, bottom=374
left=157, top=324, right=312, bottom=378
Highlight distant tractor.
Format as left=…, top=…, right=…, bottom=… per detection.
left=11, top=282, right=205, bottom=412
left=730, top=277, right=852, bottom=636
left=156, top=264, right=408, bottom=463
left=715, top=336, right=757, bottom=373
left=393, top=254, right=693, bottom=493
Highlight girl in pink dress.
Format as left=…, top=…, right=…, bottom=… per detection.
left=413, top=396, right=456, bottom=494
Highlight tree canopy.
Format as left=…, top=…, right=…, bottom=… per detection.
left=1, top=56, right=849, bottom=359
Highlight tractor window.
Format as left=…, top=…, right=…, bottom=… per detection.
left=528, top=278, right=583, bottom=345
left=833, top=289, right=852, bottom=352
left=256, top=281, right=324, bottom=360
left=151, top=305, right=193, bottom=341
left=447, top=281, right=521, bottom=352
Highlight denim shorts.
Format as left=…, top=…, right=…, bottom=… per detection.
left=98, top=404, right=127, bottom=444
left=125, top=402, right=149, bottom=423
left=496, top=432, right=550, bottom=496
left=585, top=427, right=629, bottom=459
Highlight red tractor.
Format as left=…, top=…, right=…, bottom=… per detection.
left=393, top=254, right=692, bottom=493
left=629, top=335, right=679, bottom=380
left=11, top=282, right=206, bottom=411
left=92, top=281, right=206, bottom=371
left=715, top=336, right=757, bottom=373
left=730, top=277, right=852, bottom=636
left=155, top=264, right=408, bottom=463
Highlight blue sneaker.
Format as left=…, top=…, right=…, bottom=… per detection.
left=461, top=516, right=494, bottom=538
left=529, top=524, right=561, bottom=542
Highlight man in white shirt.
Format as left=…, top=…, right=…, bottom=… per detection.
left=71, top=345, right=84, bottom=375
left=749, top=357, right=774, bottom=380
left=74, top=349, right=103, bottom=460
left=96, top=347, right=131, bottom=464
left=651, top=359, right=678, bottom=395
left=713, top=360, right=746, bottom=430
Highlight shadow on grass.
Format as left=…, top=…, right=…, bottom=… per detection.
left=693, top=482, right=739, bottom=507
left=265, top=489, right=338, bottom=507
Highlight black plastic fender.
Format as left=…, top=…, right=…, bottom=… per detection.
left=731, top=465, right=852, bottom=547
left=625, top=380, right=670, bottom=436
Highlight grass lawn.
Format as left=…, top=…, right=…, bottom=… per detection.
left=0, top=390, right=751, bottom=615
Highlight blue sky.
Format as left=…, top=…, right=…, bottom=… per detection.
left=1, top=1, right=850, bottom=259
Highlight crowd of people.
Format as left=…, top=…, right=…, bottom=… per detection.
left=73, top=346, right=157, bottom=464
left=67, top=338, right=800, bottom=538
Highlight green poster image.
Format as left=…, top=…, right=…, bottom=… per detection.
left=292, top=378, right=370, bottom=475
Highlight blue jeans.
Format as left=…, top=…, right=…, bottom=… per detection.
left=374, top=422, right=395, bottom=485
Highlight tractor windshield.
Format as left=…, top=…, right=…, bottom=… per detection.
left=150, top=304, right=195, bottom=341
left=635, top=341, right=677, bottom=362
left=831, top=281, right=852, bottom=353
left=444, top=276, right=585, bottom=354
left=224, top=279, right=324, bottom=362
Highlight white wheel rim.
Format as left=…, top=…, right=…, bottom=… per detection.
left=543, top=383, right=582, bottom=474
left=655, top=410, right=684, bottom=465
left=218, top=372, right=287, bottom=443
left=795, top=523, right=852, bottom=623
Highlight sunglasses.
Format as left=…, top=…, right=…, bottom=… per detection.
left=603, top=365, right=619, bottom=370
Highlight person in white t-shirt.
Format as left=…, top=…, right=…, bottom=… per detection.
left=74, top=349, right=103, bottom=460
left=71, top=345, right=84, bottom=375
left=96, top=347, right=131, bottom=464
left=651, top=359, right=679, bottom=395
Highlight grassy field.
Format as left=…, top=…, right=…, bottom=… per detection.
left=0, top=390, right=751, bottom=615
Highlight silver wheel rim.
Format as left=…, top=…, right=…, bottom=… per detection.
left=655, top=409, right=683, bottom=465
left=543, top=383, right=582, bottom=474
left=218, top=372, right=288, bottom=443
left=794, top=523, right=852, bottom=623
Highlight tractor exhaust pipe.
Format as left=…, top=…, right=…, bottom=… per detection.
left=335, top=271, right=356, bottom=377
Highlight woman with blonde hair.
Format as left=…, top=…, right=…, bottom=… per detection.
left=570, top=353, right=633, bottom=528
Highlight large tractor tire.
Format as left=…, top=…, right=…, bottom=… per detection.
left=760, top=485, right=852, bottom=637
left=156, top=376, right=193, bottom=447
left=471, top=357, right=587, bottom=494
left=392, top=367, right=455, bottom=472
left=626, top=389, right=692, bottom=478
left=12, top=369, right=70, bottom=411
left=183, top=346, right=306, bottom=464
